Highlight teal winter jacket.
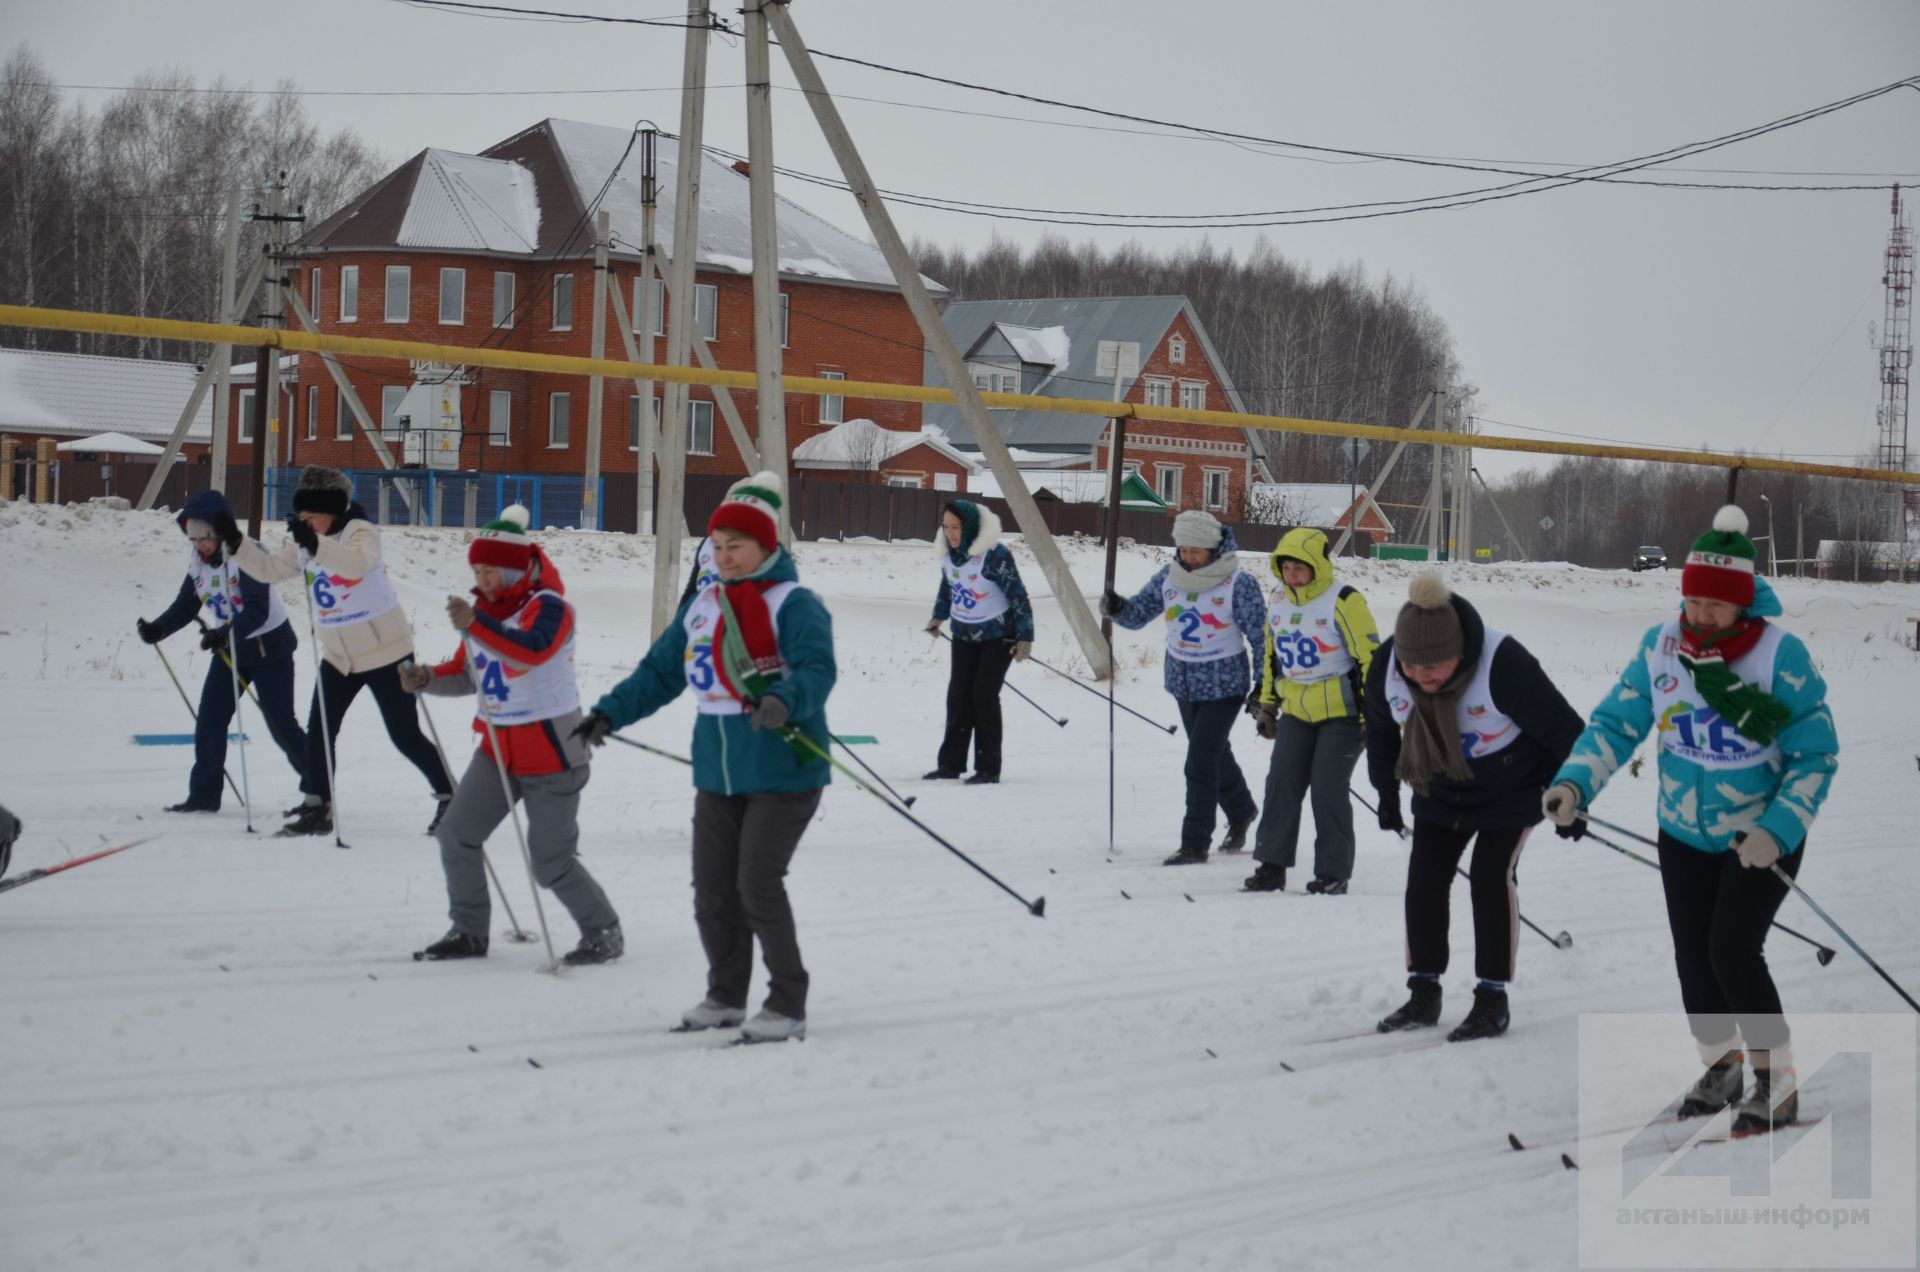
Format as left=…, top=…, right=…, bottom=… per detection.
left=592, top=548, right=835, bottom=795
left=1551, top=578, right=1837, bottom=855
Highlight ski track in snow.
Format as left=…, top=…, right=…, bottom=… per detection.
left=2, top=500, right=1916, bottom=1271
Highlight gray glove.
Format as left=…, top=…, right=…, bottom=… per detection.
left=398, top=662, right=434, bottom=694
left=748, top=695, right=790, bottom=732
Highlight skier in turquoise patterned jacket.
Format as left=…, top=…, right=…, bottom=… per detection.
left=1542, top=505, right=1838, bottom=1138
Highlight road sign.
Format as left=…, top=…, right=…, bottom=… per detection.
left=1539, top=515, right=1556, bottom=531
left=1340, top=438, right=1372, bottom=466
left=1095, top=340, right=1140, bottom=380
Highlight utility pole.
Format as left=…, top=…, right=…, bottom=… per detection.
left=636, top=128, right=658, bottom=537
left=242, top=173, right=303, bottom=535
left=134, top=253, right=264, bottom=511
left=210, top=190, right=242, bottom=495
left=1425, top=377, right=1445, bottom=562
left=648, top=2, right=712, bottom=639
left=582, top=208, right=610, bottom=531
left=744, top=0, right=789, bottom=538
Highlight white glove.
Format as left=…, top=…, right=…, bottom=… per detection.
left=1734, top=828, right=1782, bottom=870
left=1541, top=782, right=1583, bottom=828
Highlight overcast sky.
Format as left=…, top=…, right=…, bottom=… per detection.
left=9, top=0, right=1918, bottom=478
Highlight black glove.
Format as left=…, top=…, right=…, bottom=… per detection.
left=211, top=508, right=243, bottom=554
left=1377, top=795, right=1405, bottom=835
left=570, top=710, right=614, bottom=748
left=748, top=695, right=790, bottom=732
left=1554, top=817, right=1589, bottom=841
left=136, top=618, right=163, bottom=645
left=199, top=625, right=230, bottom=652
left=1098, top=587, right=1125, bottom=618
left=285, top=513, right=319, bottom=555
left=1243, top=689, right=1265, bottom=720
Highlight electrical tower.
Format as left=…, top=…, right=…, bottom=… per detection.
left=1875, top=183, right=1913, bottom=539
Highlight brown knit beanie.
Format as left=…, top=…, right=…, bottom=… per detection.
left=1394, top=571, right=1463, bottom=666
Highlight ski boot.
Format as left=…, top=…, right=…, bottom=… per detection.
left=922, top=768, right=962, bottom=780
left=426, top=794, right=454, bottom=835
left=414, top=930, right=488, bottom=961
left=562, top=923, right=625, bottom=966
left=276, top=801, right=332, bottom=837
left=675, top=998, right=748, bottom=1032
left=1305, top=876, right=1349, bottom=895
left=1242, top=863, right=1287, bottom=893
left=963, top=773, right=1000, bottom=785
left=1731, top=1052, right=1798, bottom=1135
left=164, top=799, right=220, bottom=814
left=1677, top=1049, right=1745, bottom=1119
left=737, top=1008, right=807, bottom=1044
left=1377, top=977, right=1443, bottom=1033
left=1162, top=846, right=1209, bottom=866
left=1447, top=984, right=1510, bottom=1042
left=1216, top=815, right=1255, bottom=854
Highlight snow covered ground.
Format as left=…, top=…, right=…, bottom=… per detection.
left=3, top=499, right=1917, bottom=1271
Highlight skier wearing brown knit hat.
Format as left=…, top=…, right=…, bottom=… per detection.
left=1363, top=571, right=1582, bottom=1042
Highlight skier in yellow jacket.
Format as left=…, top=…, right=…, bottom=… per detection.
left=1243, top=528, right=1380, bottom=894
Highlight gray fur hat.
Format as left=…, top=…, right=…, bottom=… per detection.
left=292, top=465, right=353, bottom=517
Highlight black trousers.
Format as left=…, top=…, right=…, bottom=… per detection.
left=304, top=659, right=453, bottom=803
left=1657, top=831, right=1802, bottom=1052
left=692, top=788, right=822, bottom=1020
left=1404, top=820, right=1532, bottom=984
left=937, top=637, right=1014, bottom=778
left=188, top=649, right=308, bottom=807
left=1176, top=696, right=1259, bottom=851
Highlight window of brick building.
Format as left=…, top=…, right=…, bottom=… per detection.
left=1143, top=377, right=1172, bottom=408
left=1203, top=467, right=1230, bottom=511
left=334, top=388, right=353, bottom=441
left=439, top=268, right=465, bottom=325
left=1179, top=380, right=1207, bottom=411
left=819, top=370, right=845, bottom=424
left=1156, top=463, right=1182, bottom=507
left=339, top=267, right=358, bottom=322
left=306, top=386, right=318, bottom=442
left=549, top=392, right=570, bottom=447
left=490, top=390, right=511, bottom=447
left=237, top=389, right=255, bottom=443
left=492, top=272, right=515, bottom=329
left=688, top=400, right=714, bottom=455
left=1169, top=334, right=1186, bottom=365
left=551, top=274, right=573, bottom=331
left=384, top=266, right=410, bottom=323
left=381, top=385, right=406, bottom=439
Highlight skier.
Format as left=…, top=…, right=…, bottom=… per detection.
left=1366, top=571, right=1581, bottom=1041
left=1244, top=527, right=1380, bottom=894
left=135, top=489, right=308, bottom=812
left=923, top=500, right=1035, bottom=785
left=0, top=803, right=19, bottom=881
left=1100, top=510, right=1266, bottom=865
left=578, top=474, right=836, bottom=1044
left=401, top=506, right=623, bottom=965
left=216, top=465, right=453, bottom=837
left=1543, top=506, right=1838, bottom=1134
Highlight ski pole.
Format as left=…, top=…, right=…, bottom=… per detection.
left=464, top=634, right=560, bottom=973
left=408, top=663, right=536, bottom=945
left=217, top=565, right=255, bottom=832
left=1579, top=813, right=1836, bottom=965
left=298, top=565, right=349, bottom=850
left=1770, top=864, right=1920, bottom=1014
left=933, top=631, right=1066, bottom=728
left=151, top=643, right=246, bottom=806
left=831, top=734, right=915, bottom=807
left=0, top=835, right=158, bottom=896
left=1350, top=787, right=1572, bottom=951
left=1107, top=631, right=1116, bottom=853
left=1024, top=649, right=1177, bottom=735
left=781, top=724, right=1045, bottom=917
left=195, top=616, right=263, bottom=708
left=608, top=732, right=692, bottom=765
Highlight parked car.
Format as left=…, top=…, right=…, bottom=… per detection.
left=1631, top=545, right=1668, bottom=571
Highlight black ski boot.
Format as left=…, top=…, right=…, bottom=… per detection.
left=276, top=802, right=332, bottom=837
left=922, top=768, right=962, bottom=780
left=1447, top=984, right=1510, bottom=1042
left=562, top=923, right=625, bottom=966
left=1305, top=876, right=1349, bottom=895
left=1216, top=815, right=1255, bottom=854
left=1242, top=863, right=1286, bottom=892
left=426, top=794, right=454, bottom=835
left=414, top=930, right=488, bottom=961
left=164, top=800, right=220, bottom=814
left=963, top=773, right=1000, bottom=785
left=1377, top=978, right=1443, bottom=1033
left=1677, top=1050, right=1745, bottom=1119
left=1731, top=1056, right=1798, bottom=1135
left=1162, top=846, right=1209, bottom=866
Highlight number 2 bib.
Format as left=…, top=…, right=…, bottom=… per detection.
left=1163, top=577, right=1241, bottom=663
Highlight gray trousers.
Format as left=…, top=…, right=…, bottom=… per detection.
left=437, top=753, right=617, bottom=940
left=1252, top=713, right=1365, bottom=880
left=692, top=787, right=822, bottom=1020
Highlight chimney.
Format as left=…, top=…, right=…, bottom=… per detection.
left=731, top=159, right=751, bottom=178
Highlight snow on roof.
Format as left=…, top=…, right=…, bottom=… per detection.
left=792, top=419, right=978, bottom=471
left=1252, top=482, right=1393, bottom=531
left=968, top=469, right=1164, bottom=507
left=0, top=348, right=210, bottom=443
left=55, top=431, right=167, bottom=455
left=996, top=323, right=1070, bottom=368
left=397, top=149, right=540, bottom=254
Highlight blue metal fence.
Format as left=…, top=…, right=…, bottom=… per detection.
left=266, top=468, right=604, bottom=530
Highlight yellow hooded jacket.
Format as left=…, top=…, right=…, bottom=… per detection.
left=1257, top=527, right=1380, bottom=723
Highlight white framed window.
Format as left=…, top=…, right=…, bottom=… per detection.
left=548, top=392, right=570, bottom=448
left=688, top=400, right=714, bottom=455
left=1202, top=467, right=1230, bottom=511
left=1169, top=334, right=1186, bottom=365
left=886, top=474, right=921, bottom=489
left=627, top=394, right=659, bottom=451
left=933, top=471, right=958, bottom=492
left=381, top=385, right=407, bottom=439
left=339, top=266, right=358, bottom=322
left=551, top=274, right=573, bottom=331
left=819, top=370, right=845, bottom=424
left=334, top=388, right=353, bottom=441
left=492, top=271, right=515, bottom=329
left=305, top=385, right=318, bottom=442
left=971, top=368, right=993, bottom=391
left=1155, top=463, right=1182, bottom=507
left=694, top=283, right=718, bottom=341
left=309, top=269, right=321, bottom=323
left=237, top=389, right=255, bottom=443
left=489, top=390, right=511, bottom=447
left=779, top=292, right=789, bottom=347
left=1122, top=460, right=1142, bottom=478
left=1143, top=377, right=1173, bottom=408
left=1179, top=380, right=1207, bottom=411
left=997, top=371, right=1019, bottom=394
left=439, top=268, right=465, bottom=325
left=384, top=266, right=410, bottom=323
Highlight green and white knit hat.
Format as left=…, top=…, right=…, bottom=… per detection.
left=469, top=503, right=533, bottom=571
left=1681, top=505, right=1756, bottom=609
left=708, top=471, right=784, bottom=552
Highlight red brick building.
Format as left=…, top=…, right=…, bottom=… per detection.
left=922, top=297, right=1272, bottom=515
left=214, top=119, right=935, bottom=481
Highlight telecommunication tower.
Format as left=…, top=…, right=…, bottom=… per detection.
left=1875, top=183, right=1913, bottom=535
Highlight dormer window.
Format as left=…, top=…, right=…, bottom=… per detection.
left=1168, top=334, right=1187, bottom=365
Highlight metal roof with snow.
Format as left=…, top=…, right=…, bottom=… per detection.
left=792, top=419, right=978, bottom=472
left=1252, top=482, right=1394, bottom=534
left=0, top=348, right=210, bottom=443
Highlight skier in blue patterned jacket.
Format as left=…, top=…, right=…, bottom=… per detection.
left=924, top=500, right=1035, bottom=785
left=1542, top=505, right=1838, bottom=1136
left=1101, top=509, right=1269, bottom=865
